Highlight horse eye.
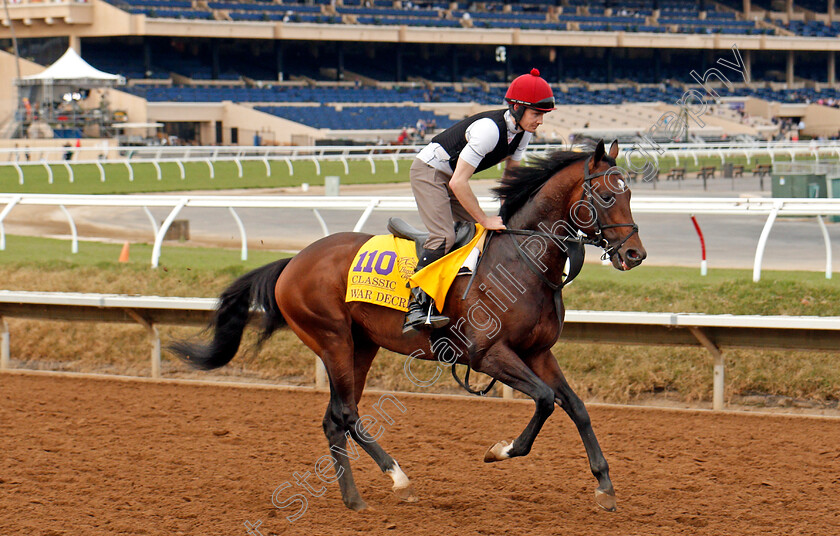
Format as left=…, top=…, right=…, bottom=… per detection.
left=600, top=193, right=614, bottom=202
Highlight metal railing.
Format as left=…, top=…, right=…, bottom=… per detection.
left=1, top=141, right=839, bottom=181
left=1, top=290, right=839, bottom=410
left=0, top=193, right=836, bottom=280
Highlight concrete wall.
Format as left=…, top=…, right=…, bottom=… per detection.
left=0, top=51, right=45, bottom=133
left=87, top=88, right=149, bottom=125
left=743, top=97, right=777, bottom=118
left=802, top=104, right=840, bottom=137
left=146, top=101, right=322, bottom=145
left=0, top=0, right=137, bottom=42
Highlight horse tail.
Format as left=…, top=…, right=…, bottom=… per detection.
left=169, top=257, right=292, bottom=370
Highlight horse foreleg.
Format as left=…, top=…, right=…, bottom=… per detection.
left=529, top=350, right=616, bottom=512
left=474, top=344, right=556, bottom=462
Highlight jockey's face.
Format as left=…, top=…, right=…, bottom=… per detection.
left=519, top=107, right=545, bottom=133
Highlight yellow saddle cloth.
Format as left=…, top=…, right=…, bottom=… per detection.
left=345, top=225, right=487, bottom=312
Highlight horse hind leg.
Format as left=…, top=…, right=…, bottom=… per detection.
left=320, top=340, right=416, bottom=510
left=323, top=386, right=367, bottom=511
left=350, top=338, right=417, bottom=503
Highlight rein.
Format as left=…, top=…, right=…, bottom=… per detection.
left=450, top=363, right=497, bottom=396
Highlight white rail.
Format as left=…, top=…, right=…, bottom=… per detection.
left=1, top=291, right=839, bottom=409
left=0, top=194, right=837, bottom=279
left=0, top=141, right=836, bottom=176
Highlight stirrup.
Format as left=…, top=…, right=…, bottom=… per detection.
left=402, top=301, right=449, bottom=333
left=403, top=312, right=449, bottom=334
left=424, top=303, right=450, bottom=329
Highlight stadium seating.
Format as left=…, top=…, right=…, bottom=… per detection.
left=52, top=128, right=85, bottom=139
left=84, top=44, right=169, bottom=80
left=122, top=83, right=714, bottom=107
left=780, top=21, right=840, bottom=38
left=125, top=85, right=471, bottom=103
left=254, top=105, right=455, bottom=129
left=123, top=80, right=840, bottom=112
left=96, top=0, right=785, bottom=36
left=730, top=86, right=840, bottom=103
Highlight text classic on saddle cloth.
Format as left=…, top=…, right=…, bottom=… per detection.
left=345, top=226, right=488, bottom=312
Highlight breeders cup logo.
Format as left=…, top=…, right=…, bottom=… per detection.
left=397, top=256, right=417, bottom=281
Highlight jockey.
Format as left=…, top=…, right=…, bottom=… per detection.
left=403, top=68, right=555, bottom=333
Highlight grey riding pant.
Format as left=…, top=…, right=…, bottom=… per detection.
left=409, top=158, right=475, bottom=252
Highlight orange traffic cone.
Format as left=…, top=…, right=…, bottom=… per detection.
left=118, top=241, right=130, bottom=263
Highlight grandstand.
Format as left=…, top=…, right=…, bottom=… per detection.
left=3, top=0, right=840, bottom=145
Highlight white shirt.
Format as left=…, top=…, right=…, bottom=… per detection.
left=417, top=110, right=532, bottom=176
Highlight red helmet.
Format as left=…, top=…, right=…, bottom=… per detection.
left=505, top=68, right=555, bottom=113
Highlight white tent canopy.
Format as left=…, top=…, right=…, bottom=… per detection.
left=16, top=48, right=125, bottom=86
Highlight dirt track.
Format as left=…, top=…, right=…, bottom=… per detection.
left=2, top=373, right=839, bottom=536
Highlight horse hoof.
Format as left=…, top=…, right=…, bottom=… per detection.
left=483, top=440, right=513, bottom=463
left=594, top=489, right=617, bottom=512
left=344, top=497, right=368, bottom=511
left=393, top=485, right=418, bottom=503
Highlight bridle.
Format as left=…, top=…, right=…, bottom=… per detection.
left=500, top=155, right=639, bottom=289
left=577, top=156, right=639, bottom=260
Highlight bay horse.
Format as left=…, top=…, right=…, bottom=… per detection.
left=170, top=140, right=646, bottom=513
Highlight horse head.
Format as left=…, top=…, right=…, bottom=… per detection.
left=568, top=140, right=646, bottom=270
left=496, top=139, right=646, bottom=272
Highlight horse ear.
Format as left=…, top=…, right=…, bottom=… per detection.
left=590, top=140, right=605, bottom=170
left=608, top=140, right=619, bottom=159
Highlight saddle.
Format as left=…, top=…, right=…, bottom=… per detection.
left=387, top=218, right=476, bottom=258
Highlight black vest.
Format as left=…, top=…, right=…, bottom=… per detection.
left=431, top=109, right=525, bottom=175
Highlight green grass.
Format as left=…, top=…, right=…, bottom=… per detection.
left=0, top=158, right=509, bottom=194
left=0, top=234, right=288, bottom=274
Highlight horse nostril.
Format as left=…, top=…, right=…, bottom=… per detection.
left=626, top=249, right=641, bottom=260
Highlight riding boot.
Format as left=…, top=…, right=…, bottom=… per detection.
left=403, top=246, right=449, bottom=333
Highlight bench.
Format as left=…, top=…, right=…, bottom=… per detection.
left=697, top=166, right=717, bottom=180
left=732, top=164, right=745, bottom=178
left=627, top=169, right=659, bottom=182
left=666, top=167, right=685, bottom=181
left=753, top=163, right=772, bottom=190
left=753, top=164, right=772, bottom=178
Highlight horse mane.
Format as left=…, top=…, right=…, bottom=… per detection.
left=493, top=149, right=616, bottom=223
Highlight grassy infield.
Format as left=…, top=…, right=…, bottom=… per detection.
left=1, top=155, right=838, bottom=406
